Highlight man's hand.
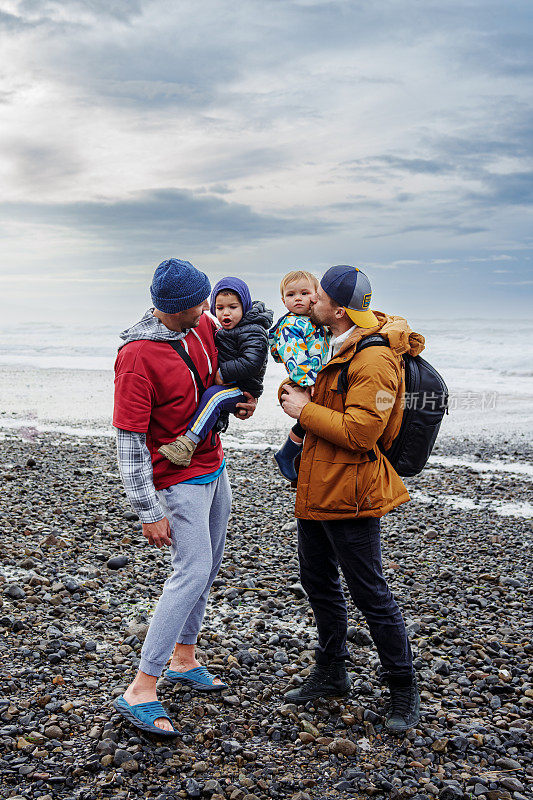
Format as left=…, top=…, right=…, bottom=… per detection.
left=142, top=517, right=172, bottom=548
left=281, top=384, right=311, bottom=420
left=234, top=391, right=257, bottom=419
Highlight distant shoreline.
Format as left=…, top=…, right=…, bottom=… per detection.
left=1, top=360, right=533, bottom=450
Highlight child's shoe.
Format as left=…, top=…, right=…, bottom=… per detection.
left=158, top=436, right=197, bottom=467
left=273, top=436, right=302, bottom=481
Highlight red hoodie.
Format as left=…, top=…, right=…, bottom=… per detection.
left=113, top=313, right=224, bottom=490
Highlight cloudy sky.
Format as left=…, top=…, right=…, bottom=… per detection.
left=1, top=0, right=532, bottom=326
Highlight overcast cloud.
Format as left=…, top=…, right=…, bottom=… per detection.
left=0, top=0, right=531, bottom=323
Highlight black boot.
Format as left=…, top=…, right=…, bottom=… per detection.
left=284, top=660, right=351, bottom=704
left=384, top=674, right=420, bottom=735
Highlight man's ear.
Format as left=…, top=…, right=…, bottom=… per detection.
left=334, top=305, right=347, bottom=320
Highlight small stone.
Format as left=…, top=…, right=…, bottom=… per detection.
left=106, top=555, right=129, bottom=570
left=236, top=649, right=256, bottom=666
left=432, top=738, right=449, bottom=752
left=282, top=520, right=297, bottom=532
left=363, top=709, right=380, bottom=724
left=221, top=738, right=242, bottom=754
left=17, top=736, right=33, bottom=750
left=97, top=739, right=116, bottom=757
left=434, top=658, right=451, bottom=676
left=288, top=583, right=306, bottom=599
left=205, top=780, right=223, bottom=794
left=125, top=620, right=149, bottom=641
left=5, top=584, right=26, bottom=600
left=439, top=786, right=463, bottom=799
left=329, top=738, right=357, bottom=756
left=499, top=777, right=524, bottom=792
left=301, top=721, right=319, bottom=737
left=26, top=731, right=46, bottom=745
left=113, top=748, right=136, bottom=766
left=184, top=777, right=202, bottom=797
left=495, top=757, right=521, bottom=770
left=222, top=694, right=240, bottom=706
left=44, top=725, right=63, bottom=740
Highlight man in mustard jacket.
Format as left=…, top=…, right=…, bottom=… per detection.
left=280, top=264, right=423, bottom=734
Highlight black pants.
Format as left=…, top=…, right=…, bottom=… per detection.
left=297, top=516, right=413, bottom=677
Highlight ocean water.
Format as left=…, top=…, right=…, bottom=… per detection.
left=0, top=317, right=532, bottom=441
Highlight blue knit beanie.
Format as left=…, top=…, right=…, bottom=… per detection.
left=210, top=277, right=252, bottom=317
left=150, top=258, right=211, bottom=313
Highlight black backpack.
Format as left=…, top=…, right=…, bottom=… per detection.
left=337, top=334, right=448, bottom=477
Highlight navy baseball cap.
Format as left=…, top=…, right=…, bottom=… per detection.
left=320, top=265, right=378, bottom=328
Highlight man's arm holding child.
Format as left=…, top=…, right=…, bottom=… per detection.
left=281, top=352, right=401, bottom=453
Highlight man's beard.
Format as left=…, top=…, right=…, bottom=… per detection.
left=309, top=308, right=322, bottom=326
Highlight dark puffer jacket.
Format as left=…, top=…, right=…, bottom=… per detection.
left=216, top=301, right=273, bottom=397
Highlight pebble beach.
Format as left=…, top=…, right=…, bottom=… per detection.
left=0, top=423, right=532, bottom=800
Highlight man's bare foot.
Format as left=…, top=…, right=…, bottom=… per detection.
left=169, top=656, right=224, bottom=687
left=123, top=684, right=172, bottom=732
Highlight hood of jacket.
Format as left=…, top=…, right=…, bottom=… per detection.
left=236, top=300, right=273, bottom=331
left=210, top=277, right=252, bottom=317
left=118, top=308, right=186, bottom=349
left=334, top=310, right=425, bottom=361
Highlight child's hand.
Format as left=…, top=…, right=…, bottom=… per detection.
left=310, top=386, right=315, bottom=398
left=215, top=369, right=225, bottom=385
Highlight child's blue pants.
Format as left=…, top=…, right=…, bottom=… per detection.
left=187, top=385, right=245, bottom=441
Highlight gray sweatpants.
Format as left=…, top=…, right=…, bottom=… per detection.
left=139, top=469, right=231, bottom=677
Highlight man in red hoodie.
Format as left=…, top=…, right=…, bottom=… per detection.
left=112, top=259, right=256, bottom=736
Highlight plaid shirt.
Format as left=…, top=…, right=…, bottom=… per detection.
left=116, top=429, right=164, bottom=523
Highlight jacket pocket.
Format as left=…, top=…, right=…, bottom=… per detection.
left=307, top=460, right=359, bottom=513
left=313, top=437, right=375, bottom=465
left=307, top=453, right=380, bottom=515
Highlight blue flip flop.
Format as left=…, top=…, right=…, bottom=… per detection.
left=164, top=666, right=227, bottom=692
left=113, top=695, right=179, bottom=737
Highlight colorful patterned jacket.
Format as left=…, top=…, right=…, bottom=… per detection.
left=268, top=313, right=330, bottom=387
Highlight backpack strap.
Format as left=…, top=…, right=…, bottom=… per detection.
left=335, top=335, right=389, bottom=394
left=356, top=334, right=389, bottom=353
left=335, top=334, right=389, bottom=462
left=167, top=340, right=206, bottom=399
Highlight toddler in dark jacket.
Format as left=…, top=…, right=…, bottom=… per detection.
left=159, top=277, right=273, bottom=467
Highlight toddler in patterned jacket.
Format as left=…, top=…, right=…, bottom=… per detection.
left=269, top=270, right=330, bottom=480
